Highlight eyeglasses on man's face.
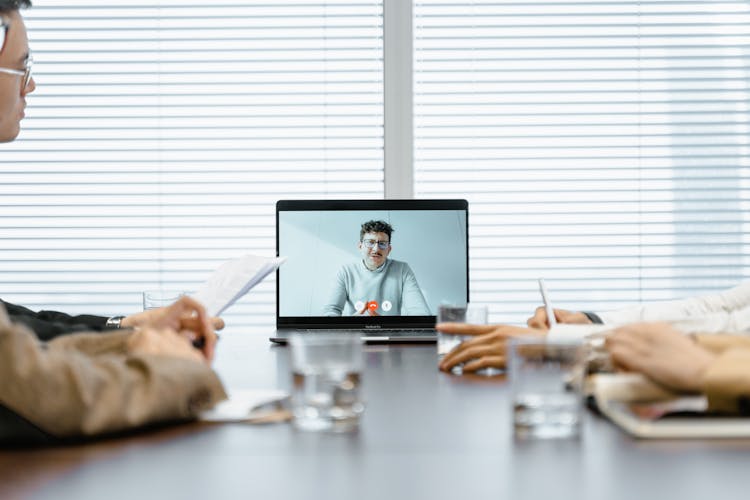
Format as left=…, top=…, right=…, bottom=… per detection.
left=362, top=239, right=390, bottom=250
left=0, top=53, right=33, bottom=91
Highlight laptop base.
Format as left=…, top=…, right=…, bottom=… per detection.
left=269, top=329, right=437, bottom=345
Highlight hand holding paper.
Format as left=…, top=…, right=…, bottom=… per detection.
left=191, top=254, right=287, bottom=317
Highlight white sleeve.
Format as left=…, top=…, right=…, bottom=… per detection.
left=598, top=281, right=750, bottom=332
left=656, top=308, right=750, bottom=335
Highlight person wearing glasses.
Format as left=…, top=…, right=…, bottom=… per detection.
left=0, top=1, right=227, bottom=445
left=0, top=3, right=31, bottom=143
left=323, top=220, right=430, bottom=316
left=0, top=1, right=225, bottom=342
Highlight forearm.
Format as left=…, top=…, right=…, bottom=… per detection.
left=1, top=299, right=109, bottom=340
left=598, top=282, right=750, bottom=326
left=399, top=266, right=430, bottom=315
left=323, top=275, right=348, bottom=316
left=322, top=293, right=346, bottom=316
left=401, top=283, right=430, bottom=315
left=694, top=334, right=750, bottom=355
left=700, top=349, right=750, bottom=415
left=0, top=315, right=226, bottom=439
left=49, top=329, right=134, bottom=356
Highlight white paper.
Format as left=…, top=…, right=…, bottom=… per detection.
left=191, top=254, right=286, bottom=317
left=200, top=389, right=289, bottom=422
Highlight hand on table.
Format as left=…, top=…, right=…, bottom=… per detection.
left=437, top=323, right=547, bottom=373
left=604, top=322, right=715, bottom=393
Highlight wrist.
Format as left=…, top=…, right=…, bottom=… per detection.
left=105, top=315, right=126, bottom=329
left=119, top=315, right=137, bottom=329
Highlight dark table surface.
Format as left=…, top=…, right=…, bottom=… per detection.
left=2, top=329, right=750, bottom=500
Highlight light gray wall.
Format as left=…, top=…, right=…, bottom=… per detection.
left=279, top=210, right=467, bottom=316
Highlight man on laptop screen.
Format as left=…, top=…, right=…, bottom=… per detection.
left=323, top=219, right=430, bottom=317
left=273, top=199, right=468, bottom=342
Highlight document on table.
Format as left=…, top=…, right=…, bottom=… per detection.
left=191, top=254, right=287, bottom=317
left=200, top=389, right=291, bottom=424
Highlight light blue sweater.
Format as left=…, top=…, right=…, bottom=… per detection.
left=323, top=259, right=431, bottom=316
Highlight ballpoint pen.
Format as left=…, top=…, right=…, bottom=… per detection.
left=538, top=278, right=557, bottom=327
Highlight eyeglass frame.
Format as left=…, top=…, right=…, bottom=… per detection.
left=0, top=52, right=33, bottom=90
left=361, top=239, right=391, bottom=250
left=0, top=16, right=7, bottom=53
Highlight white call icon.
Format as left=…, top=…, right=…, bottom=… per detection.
left=382, top=300, right=392, bottom=312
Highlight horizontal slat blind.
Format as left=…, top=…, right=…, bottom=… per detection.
left=1, top=0, right=384, bottom=329
left=414, top=0, right=750, bottom=324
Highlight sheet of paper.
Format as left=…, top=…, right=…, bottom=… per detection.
left=200, top=389, right=289, bottom=422
left=191, top=254, right=286, bottom=317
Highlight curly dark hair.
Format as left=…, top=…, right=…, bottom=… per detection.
left=360, top=220, right=394, bottom=243
left=0, top=1, right=31, bottom=13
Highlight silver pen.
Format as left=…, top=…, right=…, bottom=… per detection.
left=538, top=278, right=557, bottom=327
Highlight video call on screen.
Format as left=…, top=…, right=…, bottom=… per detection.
left=278, top=210, right=467, bottom=317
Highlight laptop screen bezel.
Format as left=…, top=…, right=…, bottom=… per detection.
left=275, top=199, right=469, bottom=329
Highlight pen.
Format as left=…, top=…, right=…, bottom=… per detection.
left=538, top=278, right=557, bottom=327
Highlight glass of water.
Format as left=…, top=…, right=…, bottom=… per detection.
left=289, top=334, right=364, bottom=432
left=436, top=303, right=488, bottom=375
left=509, top=338, right=586, bottom=439
left=142, top=290, right=186, bottom=311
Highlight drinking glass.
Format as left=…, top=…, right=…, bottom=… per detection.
left=142, top=290, right=186, bottom=311
left=289, top=334, right=364, bottom=432
left=436, top=303, right=489, bottom=375
left=509, top=338, right=586, bottom=439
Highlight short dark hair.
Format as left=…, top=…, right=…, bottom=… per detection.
left=360, top=220, right=394, bottom=242
left=0, top=1, right=31, bottom=13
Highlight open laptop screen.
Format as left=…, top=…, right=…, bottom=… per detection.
left=276, top=199, right=469, bottom=329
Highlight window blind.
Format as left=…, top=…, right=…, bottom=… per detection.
left=1, top=0, right=384, bottom=328
left=414, top=0, right=750, bottom=324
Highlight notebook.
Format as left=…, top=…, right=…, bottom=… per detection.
left=269, top=199, right=469, bottom=344
left=590, top=373, right=750, bottom=439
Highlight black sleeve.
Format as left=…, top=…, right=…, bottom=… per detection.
left=0, top=403, right=59, bottom=447
left=582, top=311, right=604, bottom=324
left=1, top=300, right=110, bottom=341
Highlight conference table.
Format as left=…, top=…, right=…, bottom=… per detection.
left=1, top=328, right=749, bottom=500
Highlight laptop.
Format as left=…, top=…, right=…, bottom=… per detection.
left=269, top=199, right=469, bottom=344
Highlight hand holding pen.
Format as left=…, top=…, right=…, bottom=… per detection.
left=527, top=279, right=593, bottom=329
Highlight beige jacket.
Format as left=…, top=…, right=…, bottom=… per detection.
left=695, top=334, right=750, bottom=414
left=0, top=305, right=227, bottom=442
